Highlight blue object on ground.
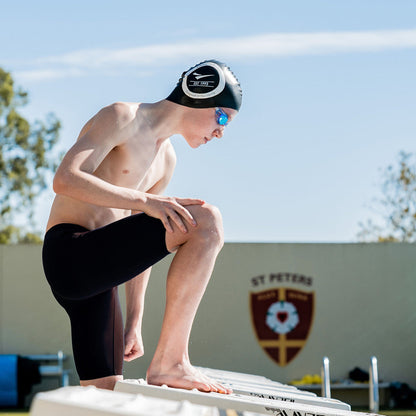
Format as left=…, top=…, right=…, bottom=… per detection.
left=0, top=355, right=18, bottom=407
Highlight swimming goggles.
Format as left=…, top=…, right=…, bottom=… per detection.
left=215, top=107, right=229, bottom=126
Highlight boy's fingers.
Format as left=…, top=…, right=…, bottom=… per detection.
left=177, top=198, right=205, bottom=205
left=176, top=206, right=196, bottom=227
left=168, top=210, right=188, bottom=233
left=162, top=216, right=174, bottom=233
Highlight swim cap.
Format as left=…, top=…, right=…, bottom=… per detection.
left=166, top=60, right=242, bottom=111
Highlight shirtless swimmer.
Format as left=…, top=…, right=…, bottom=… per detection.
left=42, top=60, right=242, bottom=392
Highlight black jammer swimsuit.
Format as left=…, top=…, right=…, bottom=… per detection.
left=42, top=213, right=170, bottom=380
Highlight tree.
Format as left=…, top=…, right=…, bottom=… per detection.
left=358, top=151, right=416, bottom=243
left=0, top=67, right=61, bottom=244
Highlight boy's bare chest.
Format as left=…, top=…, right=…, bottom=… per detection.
left=96, top=138, right=166, bottom=191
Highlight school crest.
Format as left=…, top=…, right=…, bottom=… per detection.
left=250, top=288, right=314, bottom=366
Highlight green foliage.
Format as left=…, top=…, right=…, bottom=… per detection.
left=0, top=225, right=43, bottom=244
left=358, top=151, right=416, bottom=243
left=0, top=68, right=61, bottom=244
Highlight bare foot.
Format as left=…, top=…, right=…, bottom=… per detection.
left=146, top=361, right=232, bottom=394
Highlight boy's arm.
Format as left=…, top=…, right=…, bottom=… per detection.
left=124, top=154, right=176, bottom=361
left=124, top=268, right=151, bottom=361
left=54, top=103, right=146, bottom=210
left=53, top=103, right=202, bottom=232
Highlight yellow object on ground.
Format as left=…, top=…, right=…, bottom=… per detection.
left=290, top=374, right=322, bottom=385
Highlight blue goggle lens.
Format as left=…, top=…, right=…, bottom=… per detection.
left=215, top=108, right=228, bottom=126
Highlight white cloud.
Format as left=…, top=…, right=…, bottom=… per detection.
left=14, top=68, right=86, bottom=82
left=14, top=29, right=416, bottom=82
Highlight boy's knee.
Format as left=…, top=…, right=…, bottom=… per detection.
left=198, top=203, right=222, bottom=224
left=193, top=203, right=224, bottom=247
left=165, top=203, right=224, bottom=253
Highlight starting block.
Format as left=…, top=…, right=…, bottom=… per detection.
left=115, top=378, right=381, bottom=416
left=30, top=367, right=384, bottom=416
left=198, top=367, right=300, bottom=390
left=30, top=385, right=217, bottom=416
left=197, top=367, right=316, bottom=395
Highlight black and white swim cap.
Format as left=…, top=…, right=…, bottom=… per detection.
left=166, top=60, right=242, bottom=111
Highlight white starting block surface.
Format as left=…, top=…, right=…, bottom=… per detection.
left=197, top=367, right=277, bottom=385
left=197, top=367, right=316, bottom=395
left=30, top=385, right=217, bottom=416
left=202, top=380, right=344, bottom=408
left=115, top=379, right=382, bottom=416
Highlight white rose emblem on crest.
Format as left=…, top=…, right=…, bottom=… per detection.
left=266, top=301, right=299, bottom=335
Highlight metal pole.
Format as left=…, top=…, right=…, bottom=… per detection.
left=369, top=356, right=379, bottom=413
left=58, top=350, right=64, bottom=387
left=321, top=356, right=331, bottom=398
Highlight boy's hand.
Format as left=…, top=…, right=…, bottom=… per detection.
left=124, top=327, right=144, bottom=362
left=143, top=195, right=205, bottom=233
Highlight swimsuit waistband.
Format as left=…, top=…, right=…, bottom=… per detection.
left=45, top=223, right=90, bottom=237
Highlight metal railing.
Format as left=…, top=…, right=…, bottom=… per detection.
left=24, top=350, right=70, bottom=387
left=321, top=356, right=331, bottom=398
left=319, top=355, right=380, bottom=412
left=369, top=356, right=379, bottom=413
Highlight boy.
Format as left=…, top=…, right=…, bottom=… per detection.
left=42, top=60, right=242, bottom=391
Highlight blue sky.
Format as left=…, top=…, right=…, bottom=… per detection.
left=2, top=0, right=416, bottom=242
